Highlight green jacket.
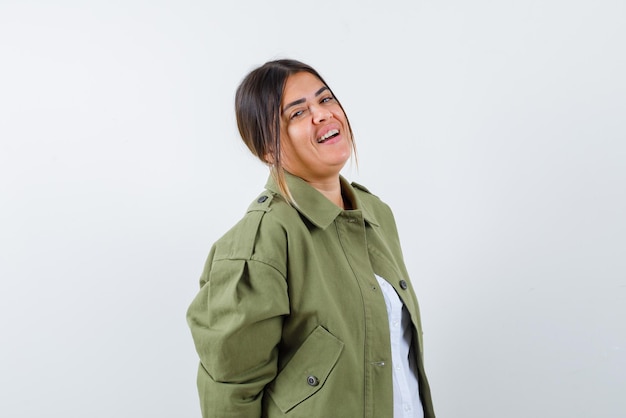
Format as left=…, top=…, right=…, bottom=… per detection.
left=187, top=173, right=435, bottom=417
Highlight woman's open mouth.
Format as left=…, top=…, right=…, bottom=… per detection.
left=317, top=129, right=340, bottom=143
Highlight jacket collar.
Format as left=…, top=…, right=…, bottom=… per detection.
left=265, top=172, right=379, bottom=230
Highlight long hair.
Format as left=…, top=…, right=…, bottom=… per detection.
left=234, top=59, right=356, bottom=204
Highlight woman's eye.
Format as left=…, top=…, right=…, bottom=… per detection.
left=321, top=96, right=334, bottom=104
left=290, top=110, right=304, bottom=119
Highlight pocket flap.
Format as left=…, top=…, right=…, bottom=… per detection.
left=267, top=326, right=344, bottom=413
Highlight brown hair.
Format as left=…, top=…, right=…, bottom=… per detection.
left=235, top=59, right=355, bottom=204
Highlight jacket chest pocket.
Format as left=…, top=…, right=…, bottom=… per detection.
left=267, top=326, right=344, bottom=414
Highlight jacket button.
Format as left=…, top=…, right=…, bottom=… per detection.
left=306, top=375, right=319, bottom=386
left=399, top=280, right=408, bottom=290
left=257, top=195, right=268, bottom=203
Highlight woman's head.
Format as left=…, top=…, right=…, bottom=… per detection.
left=235, top=59, right=355, bottom=202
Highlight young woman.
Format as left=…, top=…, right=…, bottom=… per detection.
left=187, top=59, right=435, bottom=418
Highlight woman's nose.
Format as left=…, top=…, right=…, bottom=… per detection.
left=312, top=107, right=332, bottom=123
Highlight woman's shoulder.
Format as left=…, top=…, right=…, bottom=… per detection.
left=210, top=189, right=297, bottom=265
left=350, top=181, right=395, bottom=218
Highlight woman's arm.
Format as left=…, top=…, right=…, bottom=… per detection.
left=187, top=257, right=289, bottom=417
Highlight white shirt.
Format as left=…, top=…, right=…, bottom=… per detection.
left=376, top=275, right=423, bottom=418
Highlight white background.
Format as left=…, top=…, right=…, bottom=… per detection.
left=1, top=1, right=624, bottom=417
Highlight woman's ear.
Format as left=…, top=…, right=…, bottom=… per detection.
left=263, top=152, right=275, bottom=164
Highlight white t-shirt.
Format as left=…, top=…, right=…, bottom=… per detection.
left=375, top=274, right=424, bottom=418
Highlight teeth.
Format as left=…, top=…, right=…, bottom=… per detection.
left=318, top=129, right=339, bottom=143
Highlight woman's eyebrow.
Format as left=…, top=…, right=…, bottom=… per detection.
left=282, top=86, right=330, bottom=114
left=314, top=86, right=329, bottom=96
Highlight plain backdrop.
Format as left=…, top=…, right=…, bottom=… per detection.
left=1, top=1, right=624, bottom=417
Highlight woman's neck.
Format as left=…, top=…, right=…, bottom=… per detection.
left=307, top=178, right=345, bottom=209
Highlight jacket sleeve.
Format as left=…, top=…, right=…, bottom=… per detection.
left=187, top=255, right=289, bottom=417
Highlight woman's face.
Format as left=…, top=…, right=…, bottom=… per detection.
left=278, top=71, right=352, bottom=183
